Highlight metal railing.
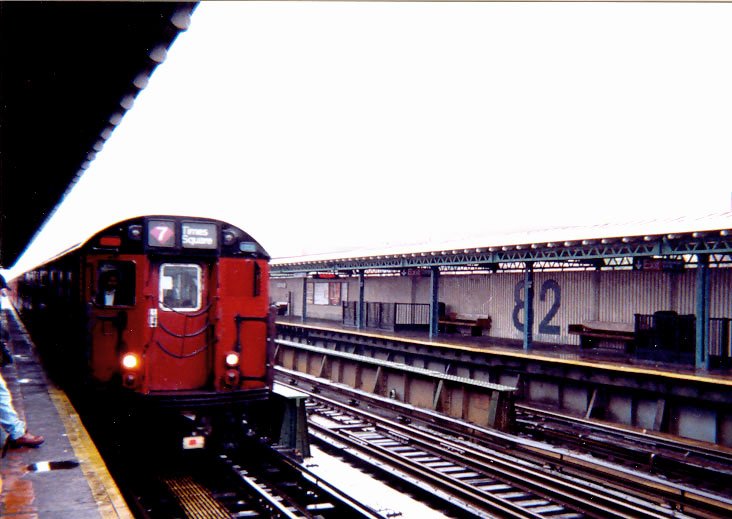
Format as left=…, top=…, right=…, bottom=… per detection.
left=343, top=301, right=430, bottom=331
left=635, top=312, right=732, bottom=366
left=709, top=317, right=732, bottom=368
left=634, top=311, right=695, bottom=363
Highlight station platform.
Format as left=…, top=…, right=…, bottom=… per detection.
left=276, top=316, right=732, bottom=386
left=0, top=309, right=131, bottom=518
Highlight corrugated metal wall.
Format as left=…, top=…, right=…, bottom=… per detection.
left=536, top=271, right=596, bottom=345
left=598, top=270, right=683, bottom=321
left=435, top=268, right=730, bottom=346
left=439, top=274, right=493, bottom=319
left=270, top=280, right=291, bottom=305
left=438, top=273, right=522, bottom=342
left=711, top=268, right=732, bottom=319
left=271, top=267, right=731, bottom=346
left=365, top=276, right=417, bottom=303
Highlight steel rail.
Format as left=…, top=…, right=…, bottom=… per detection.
left=301, top=387, right=686, bottom=518
left=272, top=449, right=387, bottom=519
left=118, top=436, right=386, bottom=518
left=277, top=368, right=732, bottom=518
left=517, top=403, right=732, bottom=475
left=308, top=419, right=542, bottom=519
left=231, top=468, right=307, bottom=519
left=216, top=448, right=385, bottom=519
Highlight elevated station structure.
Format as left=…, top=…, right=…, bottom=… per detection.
left=271, top=212, right=732, bottom=371
left=0, top=2, right=197, bottom=269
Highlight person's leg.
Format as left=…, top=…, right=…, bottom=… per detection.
left=0, top=374, right=25, bottom=442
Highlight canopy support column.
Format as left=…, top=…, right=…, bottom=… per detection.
left=301, top=277, right=308, bottom=323
left=357, top=270, right=365, bottom=330
left=430, top=266, right=440, bottom=338
left=696, top=254, right=710, bottom=370
left=523, top=262, right=534, bottom=351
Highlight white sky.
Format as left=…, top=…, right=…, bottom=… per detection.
left=6, top=2, right=732, bottom=278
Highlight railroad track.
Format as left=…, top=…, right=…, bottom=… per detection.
left=516, top=404, right=732, bottom=495
left=116, top=436, right=384, bottom=518
left=277, top=367, right=732, bottom=518
left=305, top=390, right=702, bottom=518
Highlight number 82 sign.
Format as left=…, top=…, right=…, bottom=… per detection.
left=512, top=279, right=561, bottom=335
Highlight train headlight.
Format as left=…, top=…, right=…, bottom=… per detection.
left=121, top=353, right=140, bottom=370
left=127, top=225, right=143, bottom=240
left=225, top=352, right=239, bottom=367
left=222, top=230, right=236, bottom=246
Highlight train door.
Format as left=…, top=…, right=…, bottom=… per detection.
left=88, top=259, right=138, bottom=382
left=147, top=261, right=212, bottom=391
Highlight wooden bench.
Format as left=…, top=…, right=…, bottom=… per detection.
left=568, top=321, right=635, bottom=351
left=439, top=314, right=491, bottom=337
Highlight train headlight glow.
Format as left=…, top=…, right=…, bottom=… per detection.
left=121, top=353, right=140, bottom=370
left=225, top=352, right=239, bottom=367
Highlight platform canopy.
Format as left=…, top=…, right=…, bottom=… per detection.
left=0, top=2, right=197, bottom=268
left=270, top=212, right=732, bottom=275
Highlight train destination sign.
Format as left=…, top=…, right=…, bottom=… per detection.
left=182, top=222, right=217, bottom=249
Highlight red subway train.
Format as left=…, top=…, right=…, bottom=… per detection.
left=14, top=215, right=276, bottom=450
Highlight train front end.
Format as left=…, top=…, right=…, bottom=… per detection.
left=85, top=216, right=273, bottom=450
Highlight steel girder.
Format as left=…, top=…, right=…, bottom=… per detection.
left=271, top=235, right=732, bottom=276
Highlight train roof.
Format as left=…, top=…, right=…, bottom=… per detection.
left=87, top=215, right=269, bottom=258
left=18, top=215, right=270, bottom=273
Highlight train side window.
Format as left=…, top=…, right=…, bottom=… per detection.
left=253, top=263, right=261, bottom=297
left=97, top=261, right=135, bottom=307
left=160, top=264, right=201, bottom=311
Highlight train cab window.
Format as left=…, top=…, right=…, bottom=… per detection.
left=160, top=264, right=201, bottom=311
left=96, top=262, right=135, bottom=307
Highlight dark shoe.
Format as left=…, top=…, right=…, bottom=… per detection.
left=10, top=432, right=44, bottom=448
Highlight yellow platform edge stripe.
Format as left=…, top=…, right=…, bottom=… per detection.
left=279, top=321, right=732, bottom=387
left=48, top=387, right=134, bottom=519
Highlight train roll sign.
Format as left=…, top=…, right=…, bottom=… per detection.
left=182, top=222, right=217, bottom=249
left=144, top=218, right=220, bottom=252
left=147, top=220, right=176, bottom=248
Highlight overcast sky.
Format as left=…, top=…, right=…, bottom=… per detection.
left=6, top=2, right=732, bottom=277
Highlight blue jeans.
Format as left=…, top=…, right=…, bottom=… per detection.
left=0, top=372, right=25, bottom=441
